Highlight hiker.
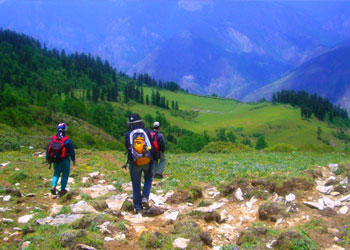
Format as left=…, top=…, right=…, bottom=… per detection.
left=125, top=113, right=153, bottom=214
left=151, top=121, right=166, bottom=179
left=46, top=123, right=76, bottom=196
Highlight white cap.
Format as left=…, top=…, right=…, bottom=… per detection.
left=153, top=121, right=160, bottom=128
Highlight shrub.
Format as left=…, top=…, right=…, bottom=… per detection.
left=297, top=144, right=334, bottom=153
left=265, top=143, right=296, bottom=153
left=255, top=136, right=268, bottom=150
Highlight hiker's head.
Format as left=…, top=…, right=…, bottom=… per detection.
left=153, top=121, right=160, bottom=130
left=56, top=123, right=67, bottom=139
left=128, top=113, right=144, bottom=130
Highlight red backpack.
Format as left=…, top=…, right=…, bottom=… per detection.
left=47, top=136, right=68, bottom=164
left=150, top=131, right=160, bottom=159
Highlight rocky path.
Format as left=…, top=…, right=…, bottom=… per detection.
left=2, top=162, right=350, bottom=249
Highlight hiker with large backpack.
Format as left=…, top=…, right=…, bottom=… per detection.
left=46, top=123, right=76, bottom=197
left=125, top=113, right=153, bottom=214
left=151, top=121, right=166, bottom=179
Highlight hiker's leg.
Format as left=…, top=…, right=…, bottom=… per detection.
left=156, top=152, right=166, bottom=175
left=60, top=159, right=71, bottom=191
left=129, top=163, right=143, bottom=211
left=142, top=163, right=153, bottom=200
left=51, top=162, right=62, bottom=188
left=152, top=160, right=158, bottom=177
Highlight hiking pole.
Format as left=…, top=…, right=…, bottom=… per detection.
left=122, top=151, right=129, bottom=170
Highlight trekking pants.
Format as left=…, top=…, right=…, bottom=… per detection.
left=153, top=152, right=166, bottom=175
left=51, top=158, right=71, bottom=191
left=129, top=161, right=153, bottom=211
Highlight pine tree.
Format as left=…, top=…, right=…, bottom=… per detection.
left=92, top=85, right=99, bottom=103
left=166, top=100, right=169, bottom=109
left=171, top=100, right=175, bottom=110
left=86, top=89, right=91, bottom=101
left=255, top=136, right=267, bottom=150
left=156, top=90, right=161, bottom=107
left=151, top=90, right=156, bottom=105
left=140, top=87, right=144, bottom=104
left=175, top=101, right=179, bottom=110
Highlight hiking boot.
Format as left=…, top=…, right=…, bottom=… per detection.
left=58, top=189, right=68, bottom=197
left=142, top=197, right=150, bottom=210
left=135, top=209, right=143, bottom=215
left=154, top=173, right=163, bottom=179
left=50, top=187, right=56, bottom=195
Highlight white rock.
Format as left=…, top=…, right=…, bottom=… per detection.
left=26, top=193, right=36, bottom=197
left=325, top=245, right=345, bottom=250
left=150, top=193, right=166, bottom=206
left=114, top=233, right=126, bottom=240
left=98, top=180, right=106, bottom=184
left=328, top=163, right=339, bottom=172
left=316, top=185, right=333, bottom=194
left=68, top=177, right=75, bottom=184
left=70, top=201, right=97, bottom=214
left=29, top=146, right=34, bottom=150
left=49, top=214, right=84, bottom=226
left=1, top=218, right=14, bottom=223
left=107, top=185, right=116, bottom=191
left=105, top=194, right=127, bottom=211
left=122, top=182, right=133, bottom=192
left=1, top=161, right=10, bottom=167
left=156, top=189, right=164, bottom=194
left=163, top=211, right=179, bottom=221
left=331, top=192, right=340, bottom=197
left=14, top=168, right=20, bottom=171
left=339, top=206, right=349, bottom=215
left=36, top=216, right=53, bottom=225
left=18, top=214, right=34, bottom=224
left=303, top=201, right=324, bottom=210
left=323, top=196, right=336, bottom=209
left=0, top=207, right=10, bottom=212
left=15, top=183, right=20, bottom=186
left=104, top=236, right=114, bottom=242
left=339, top=194, right=350, bottom=202
left=81, top=177, right=89, bottom=183
left=98, top=221, right=112, bottom=235
left=266, top=240, right=277, bottom=249
left=207, top=226, right=213, bottom=230
left=50, top=203, right=63, bottom=216
left=3, top=195, right=11, bottom=202
left=285, top=193, right=296, bottom=203
left=88, top=172, right=99, bottom=178
left=220, top=209, right=227, bottom=223
left=340, top=177, right=349, bottom=185
left=164, top=190, right=175, bottom=201
left=195, top=202, right=225, bottom=213
left=80, top=184, right=116, bottom=198
left=173, top=238, right=190, bottom=249
left=235, top=188, right=244, bottom=201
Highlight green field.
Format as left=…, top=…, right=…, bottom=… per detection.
left=119, top=88, right=348, bottom=150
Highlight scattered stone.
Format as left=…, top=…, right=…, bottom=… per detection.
left=106, top=194, right=127, bottom=211
left=325, top=245, right=345, bottom=250
left=246, top=196, right=258, bottom=209
left=104, top=237, right=114, bottom=242
left=1, top=161, right=10, bottom=167
left=29, top=146, right=34, bottom=150
left=74, top=244, right=97, bottom=250
left=172, top=238, right=190, bottom=249
left=162, top=210, right=179, bottom=221
left=81, top=177, right=89, bottom=183
left=150, top=193, right=166, bottom=206
left=316, top=185, right=333, bottom=194
left=329, top=163, right=339, bottom=172
left=164, top=190, right=175, bottom=201
left=142, top=207, right=165, bottom=216
left=340, top=177, right=349, bottom=185
left=98, top=221, right=113, bottom=235
left=70, top=201, right=98, bottom=214
left=18, top=214, right=34, bottom=224
left=326, top=176, right=339, bottom=186
left=285, top=193, right=296, bottom=203
left=195, top=201, right=225, bottom=213
left=1, top=218, right=14, bottom=223
left=156, top=189, right=164, bottom=194
left=98, top=179, right=106, bottom=184
left=339, top=206, right=349, bottom=215
left=79, top=184, right=116, bottom=198
left=122, top=182, right=133, bottom=192
left=3, top=195, right=11, bottom=201
left=3, top=237, right=9, bottom=242
left=13, top=227, right=22, bottom=231
left=88, top=172, right=99, bottom=179
left=323, top=196, right=336, bottom=209
left=15, top=183, right=20, bottom=186
left=235, top=188, right=244, bottom=201
left=26, top=193, right=36, bottom=197
left=331, top=192, right=340, bottom=197
left=14, top=168, right=20, bottom=171
left=303, top=201, right=324, bottom=210
left=36, top=216, right=53, bottom=225
left=50, top=203, right=63, bottom=216
left=49, top=214, right=84, bottom=226
left=328, top=228, right=339, bottom=235
left=68, top=177, right=75, bottom=184
left=339, top=194, right=350, bottom=202
left=60, top=230, right=86, bottom=247
left=21, top=241, right=31, bottom=250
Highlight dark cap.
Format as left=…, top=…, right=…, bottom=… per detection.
left=128, top=113, right=142, bottom=124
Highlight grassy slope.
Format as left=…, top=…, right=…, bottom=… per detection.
left=125, top=87, right=346, bottom=149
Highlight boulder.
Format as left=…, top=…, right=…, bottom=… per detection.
left=106, top=194, right=127, bottom=211
left=18, top=214, right=34, bottom=224
left=172, top=238, right=190, bottom=249
left=36, top=216, right=53, bottom=225
left=49, top=214, right=84, bottom=226
left=339, top=206, right=349, bottom=215
left=70, top=201, right=98, bottom=214
left=74, top=244, right=97, bottom=250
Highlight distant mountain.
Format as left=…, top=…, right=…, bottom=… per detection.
left=242, top=43, right=350, bottom=111
left=1, top=0, right=350, bottom=98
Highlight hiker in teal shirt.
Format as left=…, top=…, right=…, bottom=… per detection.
left=46, top=123, right=76, bottom=197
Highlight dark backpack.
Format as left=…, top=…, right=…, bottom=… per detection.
left=150, top=131, right=160, bottom=160
left=48, top=136, right=68, bottom=164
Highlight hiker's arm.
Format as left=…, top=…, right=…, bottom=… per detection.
left=45, top=137, right=53, bottom=160
left=158, top=134, right=165, bottom=152
left=125, top=133, right=129, bottom=150
left=66, top=139, right=76, bottom=163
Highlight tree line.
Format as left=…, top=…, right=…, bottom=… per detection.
left=272, top=90, right=349, bottom=125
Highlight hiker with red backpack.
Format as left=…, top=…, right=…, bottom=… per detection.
left=125, top=114, right=153, bottom=214
left=46, top=123, right=76, bottom=197
left=151, top=121, right=166, bottom=179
